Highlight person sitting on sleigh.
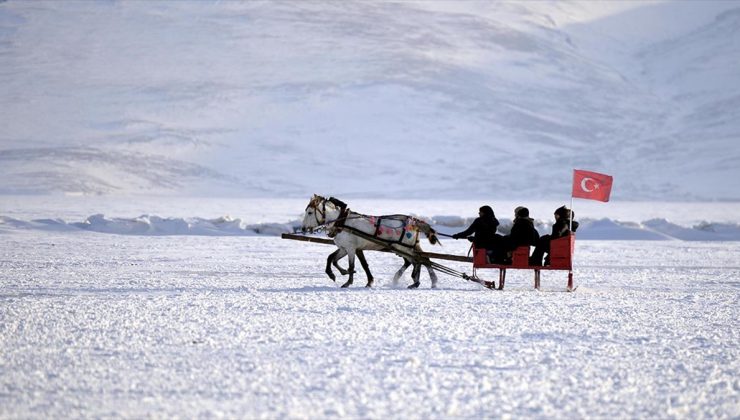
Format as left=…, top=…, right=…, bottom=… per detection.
left=452, top=205, right=503, bottom=262
left=529, top=205, right=579, bottom=266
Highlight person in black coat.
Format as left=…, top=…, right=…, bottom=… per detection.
left=482, top=206, right=540, bottom=264
left=504, top=206, right=540, bottom=253
left=529, top=205, right=579, bottom=266
left=451, top=205, right=500, bottom=251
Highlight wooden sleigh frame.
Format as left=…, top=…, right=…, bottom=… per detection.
left=472, top=234, right=576, bottom=291
left=280, top=233, right=472, bottom=262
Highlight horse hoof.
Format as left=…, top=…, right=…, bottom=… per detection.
left=327, top=274, right=336, bottom=282
left=407, top=283, right=420, bottom=289
left=341, top=281, right=352, bottom=288
left=338, top=269, right=349, bottom=276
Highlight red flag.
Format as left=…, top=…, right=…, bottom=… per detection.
left=572, top=169, right=613, bottom=202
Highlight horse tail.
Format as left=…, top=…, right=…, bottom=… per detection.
left=417, top=221, right=440, bottom=246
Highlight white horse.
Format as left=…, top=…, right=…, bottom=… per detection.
left=302, top=195, right=440, bottom=289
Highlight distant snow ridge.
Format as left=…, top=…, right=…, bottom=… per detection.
left=0, top=214, right=300, bottom=236
left=2, top=214, right=740, bottom=241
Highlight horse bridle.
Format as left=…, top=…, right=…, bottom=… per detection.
left=307, top=197, right=329, bottom=228
left=306, top=196, right=351, bottom=233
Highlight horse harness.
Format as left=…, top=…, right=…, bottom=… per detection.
left=309, top=197, right=417, bottom=248
left=325, top=197, right=349, bottom=237
left=307, top=196, right=346, bottom=230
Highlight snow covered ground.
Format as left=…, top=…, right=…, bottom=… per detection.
left=1, top=199, right=739, bottom=418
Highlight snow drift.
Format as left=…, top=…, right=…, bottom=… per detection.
left=2, top=214, right=739, bottom=241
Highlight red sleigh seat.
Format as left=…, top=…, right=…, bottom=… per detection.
left=472, top=234, right=575, bottom=290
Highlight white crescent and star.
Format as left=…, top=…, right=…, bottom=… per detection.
left=581, top=177, right=599, bottom=192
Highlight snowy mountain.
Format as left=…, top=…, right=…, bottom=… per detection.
left=1, top=0, right=738, bottom=200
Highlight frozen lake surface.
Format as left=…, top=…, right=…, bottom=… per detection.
left=1, top=226, right=738, bottom=418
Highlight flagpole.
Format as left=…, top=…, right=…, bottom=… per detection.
left=569, top=168, right=613, bottom=291
left=568, top=171, right=575, bottom=291
left=569, top=196, right=574, bottom=233
left=570, top=169, right=575, bottom=233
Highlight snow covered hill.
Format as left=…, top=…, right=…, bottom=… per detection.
left=1, top=1, right=738, bottom=200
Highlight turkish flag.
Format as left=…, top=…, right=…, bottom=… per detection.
left=572, top=169, right=613, bottom=202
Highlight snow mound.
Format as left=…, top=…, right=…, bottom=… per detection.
left=643, top=218, right=740, bottom=241
left=3, top=214, right=740, bottom=241
left=576, top=218, right=675, bottom=240
left=0, top=215, right=299, bottom=236
left=430, top=215, right=469, bottom=228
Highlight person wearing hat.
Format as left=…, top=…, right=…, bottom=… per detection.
left=486, top=206, right=540, bottom=264
left=529, top=205, right=579, bottom=266
left=451, top=205, right=501, bottom=253
left=503, top=206, right=540, bottom=257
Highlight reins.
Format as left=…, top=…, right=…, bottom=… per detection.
left=335, top=224, right=479, bottom=282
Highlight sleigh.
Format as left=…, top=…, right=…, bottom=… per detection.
left=283, top=232, right=576, bottom=291
left=472, top=234, right=575, bottom=291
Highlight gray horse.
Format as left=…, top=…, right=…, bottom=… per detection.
left=302, top=195, right=439, bottom=289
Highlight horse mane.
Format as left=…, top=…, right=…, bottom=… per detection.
left=328, top=196, right=347, bottom=209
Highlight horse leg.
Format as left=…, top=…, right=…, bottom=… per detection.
left=356, top=250, right=374, bottom=288
left=325, top=249, right=346, bottom=281
left=332, top=254, right=349, bottom=276
left=408, top=263, right=421, bottom=289
left=425, top=262, right=438, bottom=289
left=392, top=258, right=412, bottom=287
left=340, top=250, right=356, bottom=288
left=325, top=249, right=339, bottom=281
